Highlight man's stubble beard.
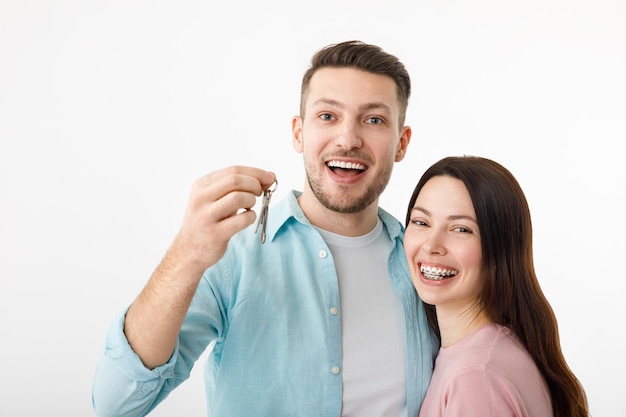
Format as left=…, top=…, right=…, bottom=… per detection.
left=304, top=161, right=393, bottom=214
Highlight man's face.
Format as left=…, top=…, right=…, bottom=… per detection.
left=292, top=67, right=410, bottom=214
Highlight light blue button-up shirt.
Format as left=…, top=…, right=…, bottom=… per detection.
left=92, top=190, right=434, bottom=417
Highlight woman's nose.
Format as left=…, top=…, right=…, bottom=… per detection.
left=422, top=233, right=446, bottom=255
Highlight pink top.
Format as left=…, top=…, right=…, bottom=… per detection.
left=419, top=324, right=553, bottom=417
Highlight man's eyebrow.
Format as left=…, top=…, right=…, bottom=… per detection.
left=311, top=99, right=391, bottom=114
left=359, top=102, right=392, bottom=114
left=311, top=98, right=343, bottom=108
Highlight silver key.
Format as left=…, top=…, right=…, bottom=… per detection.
left=255, top=180, right=277, bottom=244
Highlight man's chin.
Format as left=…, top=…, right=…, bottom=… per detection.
left=319, top=192, right=376, bottom=214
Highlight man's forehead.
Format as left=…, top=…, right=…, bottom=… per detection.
left=305, top=68, right=399, bottom=107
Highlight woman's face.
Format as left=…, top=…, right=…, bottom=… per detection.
left=404, top=175, right=484, bottom=313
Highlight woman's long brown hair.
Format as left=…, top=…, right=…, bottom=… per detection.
left=405, top=156, right=589, bottom=417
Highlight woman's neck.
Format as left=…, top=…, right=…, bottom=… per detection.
left=436, top=305, right=492, bottom=348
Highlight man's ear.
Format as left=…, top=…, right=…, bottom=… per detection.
left=292, top=116, right=304, bottom=153
left=395, top=126, right=411, bottom=162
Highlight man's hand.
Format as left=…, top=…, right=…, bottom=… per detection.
left=173, top=165, right=276, bottom=271
left=124, top=165, right=275, bottom=369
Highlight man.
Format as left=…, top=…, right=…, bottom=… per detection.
left=92, top=40, right=434, bottom=417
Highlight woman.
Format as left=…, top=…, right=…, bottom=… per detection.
left=404, top=156, right=588, bottom=417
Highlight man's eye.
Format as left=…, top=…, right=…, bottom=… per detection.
left=320, top=113, right=334, bottom=121
left=366, top=117, right=383, bottom=125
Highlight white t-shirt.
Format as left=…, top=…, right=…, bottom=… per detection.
left=317, top=219, right=408, bottom=417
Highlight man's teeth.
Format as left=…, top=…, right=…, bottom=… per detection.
left=327, top=161, right=366, bottom=170
left=420, top=265, right=458, bottom=281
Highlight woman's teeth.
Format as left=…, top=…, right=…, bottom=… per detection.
left=420, top=265, right=458, bottom=281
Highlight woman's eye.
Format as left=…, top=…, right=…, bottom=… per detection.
left=411, top=219, right=427, bottom=227
left=454, top=226, right=472, bottom=233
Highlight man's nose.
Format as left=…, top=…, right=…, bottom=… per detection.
left=334, top=119, right=363, bottom=150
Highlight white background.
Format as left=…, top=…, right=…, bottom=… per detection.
left=1, top=1, right=625, bottom=416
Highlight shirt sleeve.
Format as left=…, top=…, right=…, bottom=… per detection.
left=441, top=367, right=527, bottom=417
left=91, top=247, right=235, bottom=417
left=91, top=308, right=189, bottom=417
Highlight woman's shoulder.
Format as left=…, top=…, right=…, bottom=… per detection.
left=438, top=324, right=533, bottom=372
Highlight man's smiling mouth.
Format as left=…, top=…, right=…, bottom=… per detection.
left=327, top=160, right=367, bottom=175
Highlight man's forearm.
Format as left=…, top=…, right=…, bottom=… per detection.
left=124, top=241, right=207, bottom=369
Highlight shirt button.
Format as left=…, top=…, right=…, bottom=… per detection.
left=331, top=366, right=340, bottom=375
left=319, top=250, right=327, bottom=258
left=330, top=307, right=338, bottom=315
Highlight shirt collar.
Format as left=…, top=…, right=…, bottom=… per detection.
left=265, top=190, right=403, bottom=244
